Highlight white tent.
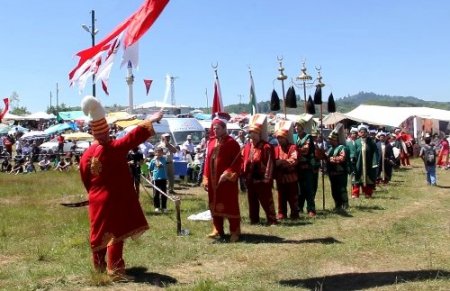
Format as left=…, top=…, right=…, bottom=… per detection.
left=346, top=105, right=450, bottom=127
left=134, top=101, right=190, bottom=109
left=322, top=112, right=367, bottom=126
left=2, top=112, right=27, bottom=120
left=345, top=105, right=450, bottom=138
left=25, top=112, right=56, bottom=120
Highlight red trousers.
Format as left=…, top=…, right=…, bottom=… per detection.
left=212, top=216, right=240, bottom=235
left=400, top=151, right=410, bottom=166
left=276, top=181, right=299, bottom=219
left=352, top=184, right=374, bottom=198
left=246, top=182, right=277, bottom=224
left=92, top=241, right=125, bottom=275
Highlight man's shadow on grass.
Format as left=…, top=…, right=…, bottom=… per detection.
left=279, top=269, right=450, bottom=291
left=352, top=204, right=386, bottom=213
left=436, top=184, right=450, bottom=189
left=219, top=234, right=342, bottom=245
left=125, top=267, right=177, bottom=287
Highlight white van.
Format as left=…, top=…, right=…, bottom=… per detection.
left=117, top=119, right=175, bottom=145
left=117, top=118, right=204, bottom=146
left=165, top=118, right=205, bottom=146
left=147, top=119, right=174, bottom=145
left=198, top=120, right=242, bottom=136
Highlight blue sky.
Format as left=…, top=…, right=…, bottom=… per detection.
left=1, top=0, right=450, bottom=113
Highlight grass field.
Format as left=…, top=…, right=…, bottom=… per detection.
left=0, top=158, right=449, bottom=290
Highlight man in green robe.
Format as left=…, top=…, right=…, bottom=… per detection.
left=295, top=118, right=316, bottom=217
left=326, top=130, right=349, bottom=210
left=352, top=124, right=379, bottom=198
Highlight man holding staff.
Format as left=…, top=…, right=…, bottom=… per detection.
left=79, top=95, right=163, bottom=280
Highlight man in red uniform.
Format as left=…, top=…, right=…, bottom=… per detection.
left=394, top=128, right=412, bottom=167
left=56, top=133, right=65, bottom=155
left=242, top=114, right=277, bottom=225
left=79, top=95, right=163, bottom=279
left=203, top=113, right=242, bottom=243
left=273, top=122, right=299, bottom=220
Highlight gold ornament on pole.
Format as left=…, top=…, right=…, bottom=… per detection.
left=296, top=60, right=312, bottom=113
left=276, top=56, right=288, bottom=118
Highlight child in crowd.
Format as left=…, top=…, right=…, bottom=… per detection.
left=148, top=147, right=168, bottom=213
left=38, top=156, right=52, bottom=171
left=1, top=157, right=12, bottom=172
left=24, top=157, right=36, bottom=173
left=55, top=158, right=70, bottom=172
left=419, top=134, right=437, bottom=186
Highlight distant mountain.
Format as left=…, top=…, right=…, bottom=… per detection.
left=222, top=91, right=450, bottom=115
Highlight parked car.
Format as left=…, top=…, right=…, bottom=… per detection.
left=39, top=138, right=91, bottom=154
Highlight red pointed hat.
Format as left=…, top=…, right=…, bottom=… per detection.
left=212, top=112, right=231, bottom=127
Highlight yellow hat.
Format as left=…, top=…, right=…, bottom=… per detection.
left=248, top=123, right=262, bottom=134
left=328, top=131, right=338, bottom=141
left=275, top=128, right=289, bottom=138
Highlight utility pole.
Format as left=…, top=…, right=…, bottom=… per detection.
left=82, top=10, right=98, bottom=97
left=56, top=82, right=59, bottom=109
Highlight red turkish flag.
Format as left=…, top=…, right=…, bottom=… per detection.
left=69, top=0, right=169, bottom=92
left=144, top=79, right=153, bottom=96
left=0, top=98, right=9, bottom=122
left=211, top=75, right=223, bottom=117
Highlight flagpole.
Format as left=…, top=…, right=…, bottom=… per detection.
left=211, top=63, right=218, bottom=116
left=276, top=56, right=287, bottom=119
left=211, top=62, right=223, bottom=117
left=205, top=88, right=209, bottom=114
left=314, top=67, right=326, bottom=210
left=248, top=66, right=256, bottom=116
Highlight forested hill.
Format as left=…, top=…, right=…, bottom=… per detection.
left=223, top=91, right=450, bottom=115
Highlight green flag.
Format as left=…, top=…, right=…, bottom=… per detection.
left=249, top=71, right=258, bottom=115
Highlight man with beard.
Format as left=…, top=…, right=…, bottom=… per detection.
left=294, top=118, right=316, bottom=217
left=376, top=132, right=396, bottom=184
left=202, top=113, right=242, bottom=242
left=326, top=126, right=349, bottom=210
left=242, top=114, right=277, bottom=225
left=273, top=121, right=299, bottom=220
left=352, top=124, right=379, bottom=198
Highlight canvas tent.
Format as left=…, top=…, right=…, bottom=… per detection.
left=345, top=105, right=450, bottom=138
left=322, top=112, right=366, bottom=126
left=57, top=111, right=89, bottom=122
left=24, top=112, right=56, bottom=120
left=2, top=112, right=28, bottom=121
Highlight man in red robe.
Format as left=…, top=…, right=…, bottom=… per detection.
left=79, top=95, right=163, bottom=279
left=242, top=114, right=277, bottom=225
left=203, top=114, right=242, bottom=243
left=273, top=127, right=299, bottom=220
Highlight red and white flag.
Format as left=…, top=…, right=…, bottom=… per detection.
left=69, top=0, right=169, bottom=95
left=0, top=98, right=10, bottom=122
left=211, top=72, right=223, bottom=117
left=144, top=79, right=153, bottom=96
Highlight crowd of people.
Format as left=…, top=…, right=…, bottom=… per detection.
left=0, top=132, right=80, bottom=175
left=200, top=112, right=450, bottom=244
left=2, top=102, right=449, bottom=280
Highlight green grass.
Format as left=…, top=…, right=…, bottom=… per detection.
left=0, top=159, right=449, bottom=290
